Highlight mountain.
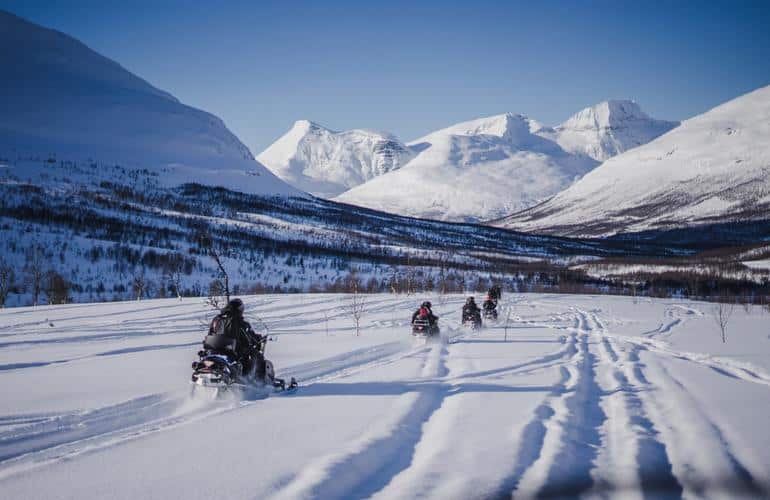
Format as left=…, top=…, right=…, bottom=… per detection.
left=496, top=85, right=770, bottom=237
left=0, top=9, right=297, bottom=196
left=335, top=113, right=598, bottom=222
left=256, top=120, right=414, bottom=198
left=537, top=99, right=679, bottom=162
left=335, top=101, right=676, bottom=223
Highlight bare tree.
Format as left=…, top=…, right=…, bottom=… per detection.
left=210, top=246, right=230, bottom=302
left=345, top=272, right=366, bottom=336
left=206, top=279, right=227, bottom=309
left=713, top=300, right=735, bottom=343
left=163, top=257, right=185, bottom=300
left=132, top=272, right=147, bottom=301
left=0, top=260, right=14, bottom=308
left=25, top=247, right=46, bottom=306
left=504, top=307, right=512, bottom=342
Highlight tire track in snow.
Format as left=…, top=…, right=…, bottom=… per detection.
left=534, top=332, right=607, bottom=498
left=267, top=343, right=453, bottom=500
left=624, top=346, right=767, bottom=498
left=594, top=333, right=682, bottom=500
left=580, top=307, right=763, bottom=498
left=491, top=316, right=583, bottom=498
left=0, top=339, right=428, bottom=481
left=490, top=366, right=572, bottom=499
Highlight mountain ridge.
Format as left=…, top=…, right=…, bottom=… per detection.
left=495, top=85, right=770, bottom=236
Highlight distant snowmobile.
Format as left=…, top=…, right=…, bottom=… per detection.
left=462, top=311, right=482, bottom=330
left=462, top=297, right=483, bottom=330
left=482, top=296, right=498, bottom=321
left=412, top=301, right=440, bottom=342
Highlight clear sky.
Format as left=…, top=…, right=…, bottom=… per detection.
left=3, top=0, right=770, bottom=154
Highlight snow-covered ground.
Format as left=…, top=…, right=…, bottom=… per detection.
left=1, top=293, right=769, bottom=499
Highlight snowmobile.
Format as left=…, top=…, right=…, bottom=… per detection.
left=462, top=310, right=483, bottom=331
left=412, top=318, right=440, bottom=342
left=483, top=304, right=498, bottom=321
left=191, top=335, right=296, bottom=397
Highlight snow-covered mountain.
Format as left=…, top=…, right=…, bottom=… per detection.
left=256, top=120, right=414, bottom=198
left=0, top=9, right=297, bottom=196
left=537, top=99, right=679, bottom=162
left=497, top=85, right=770, bottom=237
left=335, top=102, right=676, bottom=223
left=335, top=113, right=598, bottom=222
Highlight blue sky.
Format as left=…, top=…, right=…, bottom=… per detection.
left=3, top=0, right=770, bottom=153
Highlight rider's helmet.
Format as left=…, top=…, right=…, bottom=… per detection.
left=466, top=296, right=475, bottom=304
left=226, top=298, right=245, bottom=315
left=422, top=301, right=432, bottom=309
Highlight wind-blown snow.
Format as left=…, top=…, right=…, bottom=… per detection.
left=257, top=120, right=413, bottom=198
left=1, top=294, right=769, bottom=498
left=335, top=102, right=675, bottom=223
left=498, top=85, right=770, bottom=236
left=0, top=10, right=298, bottom=197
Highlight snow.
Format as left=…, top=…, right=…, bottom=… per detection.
left=335, top=103, right=675, bottom=223
left=336, top=113, right=598, bottom=222
left=743, top=259, right=770, bottom=270
left=256, top=121, right=413, bottom=198
left=539, top=100, right=679, bottom=162
left=499, top=85, right=770, bottom=236
left=1, top=293, right=769, bottom=498
left=0, top=10, right=298, bottom=197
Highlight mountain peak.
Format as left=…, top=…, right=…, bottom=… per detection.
left=559, top=99, right=652, bottom=131
left=542, top=99, right=679, bottom=161
left=257, top=121, right=414, bottom=198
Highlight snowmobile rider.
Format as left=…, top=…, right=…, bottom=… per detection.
left=463, top=296, right=481, bottom=320
left=209, top=298, right=266, bottom=380
left=412, top=301, right=439, bottom=325
left=482, top=294, right=498, bottom=314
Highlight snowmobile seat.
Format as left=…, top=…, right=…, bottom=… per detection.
left=203, top=334, right=237, bottom=353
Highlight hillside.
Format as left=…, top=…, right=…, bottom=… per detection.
left=0, top=9, right=296, bottom=196
left=497, top=85, right=770, bottom=237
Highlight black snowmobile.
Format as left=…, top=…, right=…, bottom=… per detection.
left=462, top=311, right=482, bottom=330
left=191, top=334, right=296, bottom=396
left=482, top=299, right=498, bottom=321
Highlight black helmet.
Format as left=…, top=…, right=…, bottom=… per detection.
left=421, top=301, right=432, bottom=308
left=466, top=296, right=475, bottom=303
left=225, top=298, right=244, bottom=315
